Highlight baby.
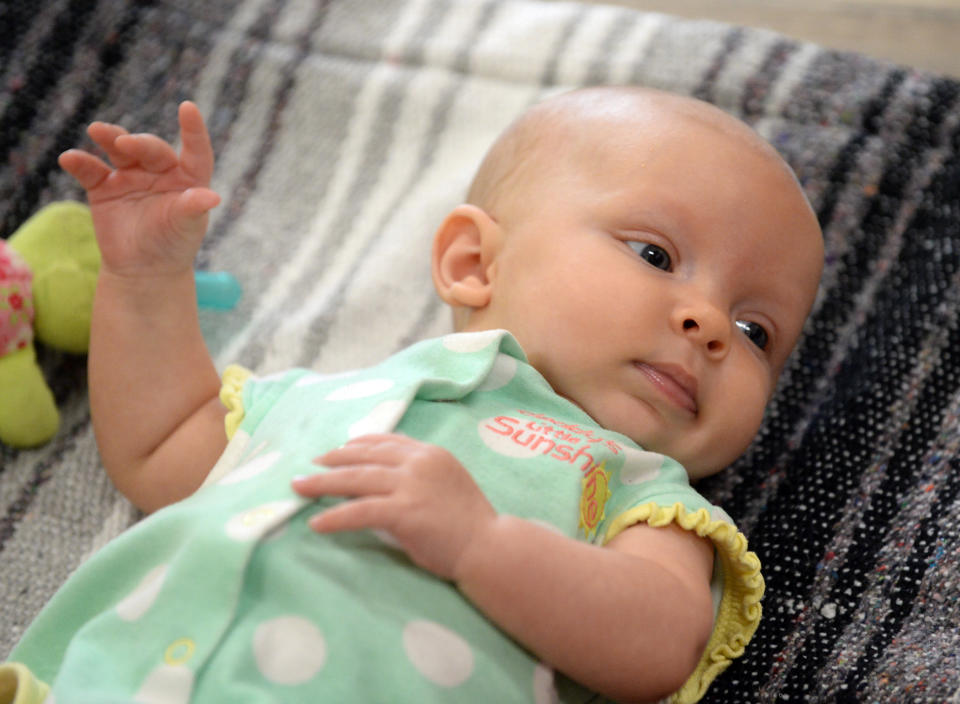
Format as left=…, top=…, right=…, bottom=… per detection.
left=3, top=86, right=822, bottom=703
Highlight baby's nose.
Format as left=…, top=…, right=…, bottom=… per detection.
left=678, top=308, right=731, bottom=357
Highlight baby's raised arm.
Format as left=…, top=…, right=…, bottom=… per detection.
left=60, top=102, right=227, bottom=512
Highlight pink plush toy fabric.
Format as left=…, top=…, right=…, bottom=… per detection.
left=0, top=201, right=102, bottom=447
left=0, top=242, right=34, bottom=358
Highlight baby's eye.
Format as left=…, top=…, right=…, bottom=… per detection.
left=736, top=320, right=769, bottom=350
left=627, top=242, right=672, bottom=271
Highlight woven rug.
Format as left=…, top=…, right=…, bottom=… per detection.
left=2, top=0, right=960, bottom=701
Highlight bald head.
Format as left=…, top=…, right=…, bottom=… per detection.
left=467, top=86, right=800, bottom=217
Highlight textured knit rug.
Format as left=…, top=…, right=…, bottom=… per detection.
left=2, top=0, right=960, bottom=701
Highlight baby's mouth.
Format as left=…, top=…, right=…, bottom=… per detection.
left=633, top=361, right=699, bottom=414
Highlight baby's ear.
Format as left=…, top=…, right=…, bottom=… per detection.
left=431, top=204, right=502, bottom=310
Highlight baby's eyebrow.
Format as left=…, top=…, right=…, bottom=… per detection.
left=616, top=212, right=684, bottom=240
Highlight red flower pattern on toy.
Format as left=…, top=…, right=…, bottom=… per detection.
left=0, top=241, right=35, bottom=357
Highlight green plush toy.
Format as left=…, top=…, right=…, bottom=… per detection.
left=0, top=202, right=100, bottom=448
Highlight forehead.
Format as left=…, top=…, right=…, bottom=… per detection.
left=503, top=91, right=823, bottom=277
left=565, top=102, right=786, bottom=180
left=512, top=96, right=799, bottom=221
left=551, top=106, right=817, bottom=234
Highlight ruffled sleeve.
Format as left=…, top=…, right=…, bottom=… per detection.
left=218, top=365, right=311, bottom=440
left=594, top=449, right=764, bottom=704
left=220, top=364, right=253, bottom=440
left=603, top=502, right=763, bottom=704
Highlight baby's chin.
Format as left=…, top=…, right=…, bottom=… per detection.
left=556, top=389, right=743, bottom=478
left=609, top=424, right=734, bottom=482
left=619, top=415, right=757, bottom=481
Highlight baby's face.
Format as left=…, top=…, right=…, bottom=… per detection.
left=465, top=108, right=823, bottom=478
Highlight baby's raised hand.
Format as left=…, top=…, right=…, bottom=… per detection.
left=59, top=101, right=220, bottom=279
left=293, top=434, right=497, bottom=581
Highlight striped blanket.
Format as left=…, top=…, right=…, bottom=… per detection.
left=3, top=0, right=960, bottom=701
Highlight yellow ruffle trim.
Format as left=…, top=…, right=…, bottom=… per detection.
left=0, top=663, right=50, bottom=704
left=603, top=502, right=764, bottom=704
left=220, top=364, right=253, bottom=440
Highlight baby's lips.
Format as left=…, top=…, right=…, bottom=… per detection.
left=634, top=361, right=699, bottom=413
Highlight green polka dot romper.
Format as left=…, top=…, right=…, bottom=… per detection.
left=10, top=331, right=762, bottom=703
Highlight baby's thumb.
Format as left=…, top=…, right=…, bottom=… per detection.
left=174, top=188, right=221, bottom=222
left=168, top=188, right=220, bottom=244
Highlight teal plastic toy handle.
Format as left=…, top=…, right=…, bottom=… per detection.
left=195, top=271, right=242, bottom=311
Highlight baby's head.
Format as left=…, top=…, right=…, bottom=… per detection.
left=431, top=86, right=823, bottom=478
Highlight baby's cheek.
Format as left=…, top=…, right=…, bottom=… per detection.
left=716, top=386, right=768, bottom=458
left=680, top=381, right=768, bottom=479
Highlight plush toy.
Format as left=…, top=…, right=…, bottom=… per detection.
left=0, top=201, right=101, bottom=448
left=1, top=201, right=244, bottom=448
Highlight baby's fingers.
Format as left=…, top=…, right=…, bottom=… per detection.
left=114, top=133, right=179, bottom=173
left=316, top=434, right=416, bottom=467
left=292, top=465, right=396, bottom=499
left=87, top=121, right=136, bottom=168
left=177, top=101, right=214, bottom=185
left=308, top=497, right=393, bottom=534
left=58, top=149, right=112, bottom=190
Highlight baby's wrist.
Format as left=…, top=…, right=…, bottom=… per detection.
left=451, top=514, right=520, bottom=589
left=98, top=264, right=195, bottom=288
left=96, top=266, right=199, bottom=312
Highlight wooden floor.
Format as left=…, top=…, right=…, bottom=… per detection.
left=573, top=0, right=960, bottom=78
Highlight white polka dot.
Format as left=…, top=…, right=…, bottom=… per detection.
left=442, top=330, right=501, bottom=353
left=296, top=370, right=357, bottom=387
left=347, top=399, right=407, bottom=438
left=116, top=565, right=169, bottom=622
left=253, top=616, right=327, bottom=685
left=403, top=620, right=474, bottom=687
left=477, top=417, right=541, bottom=458
left=619, top=448, right=664, bottom=484
left=133, top=664, right=193, bottom=704
left=262, top=521, right=289, bottom=543
left=219, top=450, right=282, bottom=485
left=325, top=377, right=394, bottom=400
left=476, top=353, right=518, bottom=392
left=533, top=663, right=560, bottom=704
left=225, top=500, right=303, bottom=541
left=711, top=506, right=733, bottom=525
left=258, top=371, right=292, bottom=384
left=41, top=693, right=55, bottom=704
left=295, top=374, right=322, bottom=387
